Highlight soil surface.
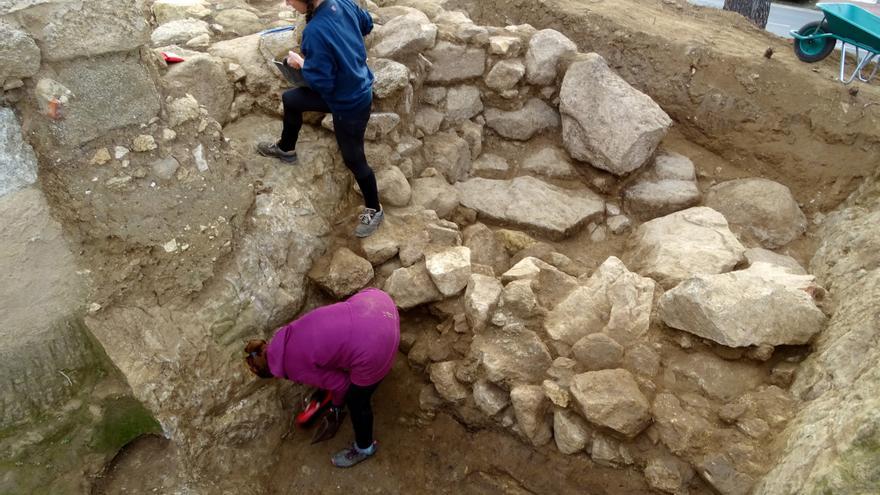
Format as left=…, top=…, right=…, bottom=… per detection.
left=94, top=354, right=706, bottom=495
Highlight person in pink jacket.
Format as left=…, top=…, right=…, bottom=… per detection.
left=244, top=288, right=400, bottom=467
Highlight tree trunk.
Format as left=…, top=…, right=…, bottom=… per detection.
left=723, top=0, right=771, bottom=29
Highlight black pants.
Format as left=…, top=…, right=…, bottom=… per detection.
left=345, top=381, right=380, bottom=449
left=278, top=87, right=380, bottom=211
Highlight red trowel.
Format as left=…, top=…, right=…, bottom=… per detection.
left=295, top=388, right=333, bottom=428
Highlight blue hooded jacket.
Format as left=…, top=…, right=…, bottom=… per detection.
left=301, top=0, right=374, bottom=116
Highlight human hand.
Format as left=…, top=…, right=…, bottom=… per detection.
left=311, top=406, right=346, bottom=444
left=287, top=51, right=304, bottom=69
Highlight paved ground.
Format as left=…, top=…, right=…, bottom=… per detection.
left=688, top=0, right=880, bottom=37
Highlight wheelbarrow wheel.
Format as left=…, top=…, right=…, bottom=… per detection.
left=794, top=21, right=835, bottom=63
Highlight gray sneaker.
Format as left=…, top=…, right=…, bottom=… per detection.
left=331, top=441, right=377, bottom=468
left=256, top=141, right=297, bottom=163
left=354, top=207, right=384, bottom=238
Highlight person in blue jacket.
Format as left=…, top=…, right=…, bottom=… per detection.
left=258, top=0, right=383, bottom=238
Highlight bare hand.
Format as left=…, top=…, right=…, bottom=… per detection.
left=287, top=51, right=304, bottom=69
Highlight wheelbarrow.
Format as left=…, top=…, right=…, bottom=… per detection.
left=791, top=3, right=880, bottom=84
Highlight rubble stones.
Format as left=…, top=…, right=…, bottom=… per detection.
left=521, top=146, right=578, bottom=179
left=462, top=223, right=510, bottom=276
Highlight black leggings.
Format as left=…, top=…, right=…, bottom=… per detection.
left=345, top=381, right=380, bottom=449
left=278, top=87, right=380, bottom=211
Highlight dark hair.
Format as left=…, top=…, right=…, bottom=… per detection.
left=305, top=0, right=316, bottom=22
left=244, top=339, right=272, bottom=378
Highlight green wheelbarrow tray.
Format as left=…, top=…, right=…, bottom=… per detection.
left=790, top=3, right=880, bottom=84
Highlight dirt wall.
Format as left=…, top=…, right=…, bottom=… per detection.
left=452, top=0, right=880, bottom=212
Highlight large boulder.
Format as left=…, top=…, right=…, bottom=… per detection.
left=151, top=18, right=211, bottom=47
left=510, top=384, right=552, bottom=446
left=704, top=178, right=807, bottom=249
left=525, top=29, right=577, bottom=85
left=371, top=11, right=438, bottom=59
left=456, top=176, right=604, bottom=239
left=163, top=54, right=234, bottom=124
left=12, top=0, right=149, bottom=61
left=660, top=263, right=827, bottom=348
left=0, top=21, right=41, bottom=80
left=560, top=54, right=672, bottom=175
left=425, top=41, right=486, bottom=83
left=624, top=207, right=745, bottom=289
left=545, top=257, right=655, bottom=346
left=570, top=369, right=651, bottom=438
left=470, top=323, right=553, bottom=386
left=484, top=98, right=559, bottom=141
left=33, top=54, right=161, bottom=147
left=0, top=108, right=38, bottom=197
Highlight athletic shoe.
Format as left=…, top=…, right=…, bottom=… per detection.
left=256, top=141, right=297, bottom=163
left=354, top=207, right=384, bottom=238
left=331, top=441, right=377, bottom=468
